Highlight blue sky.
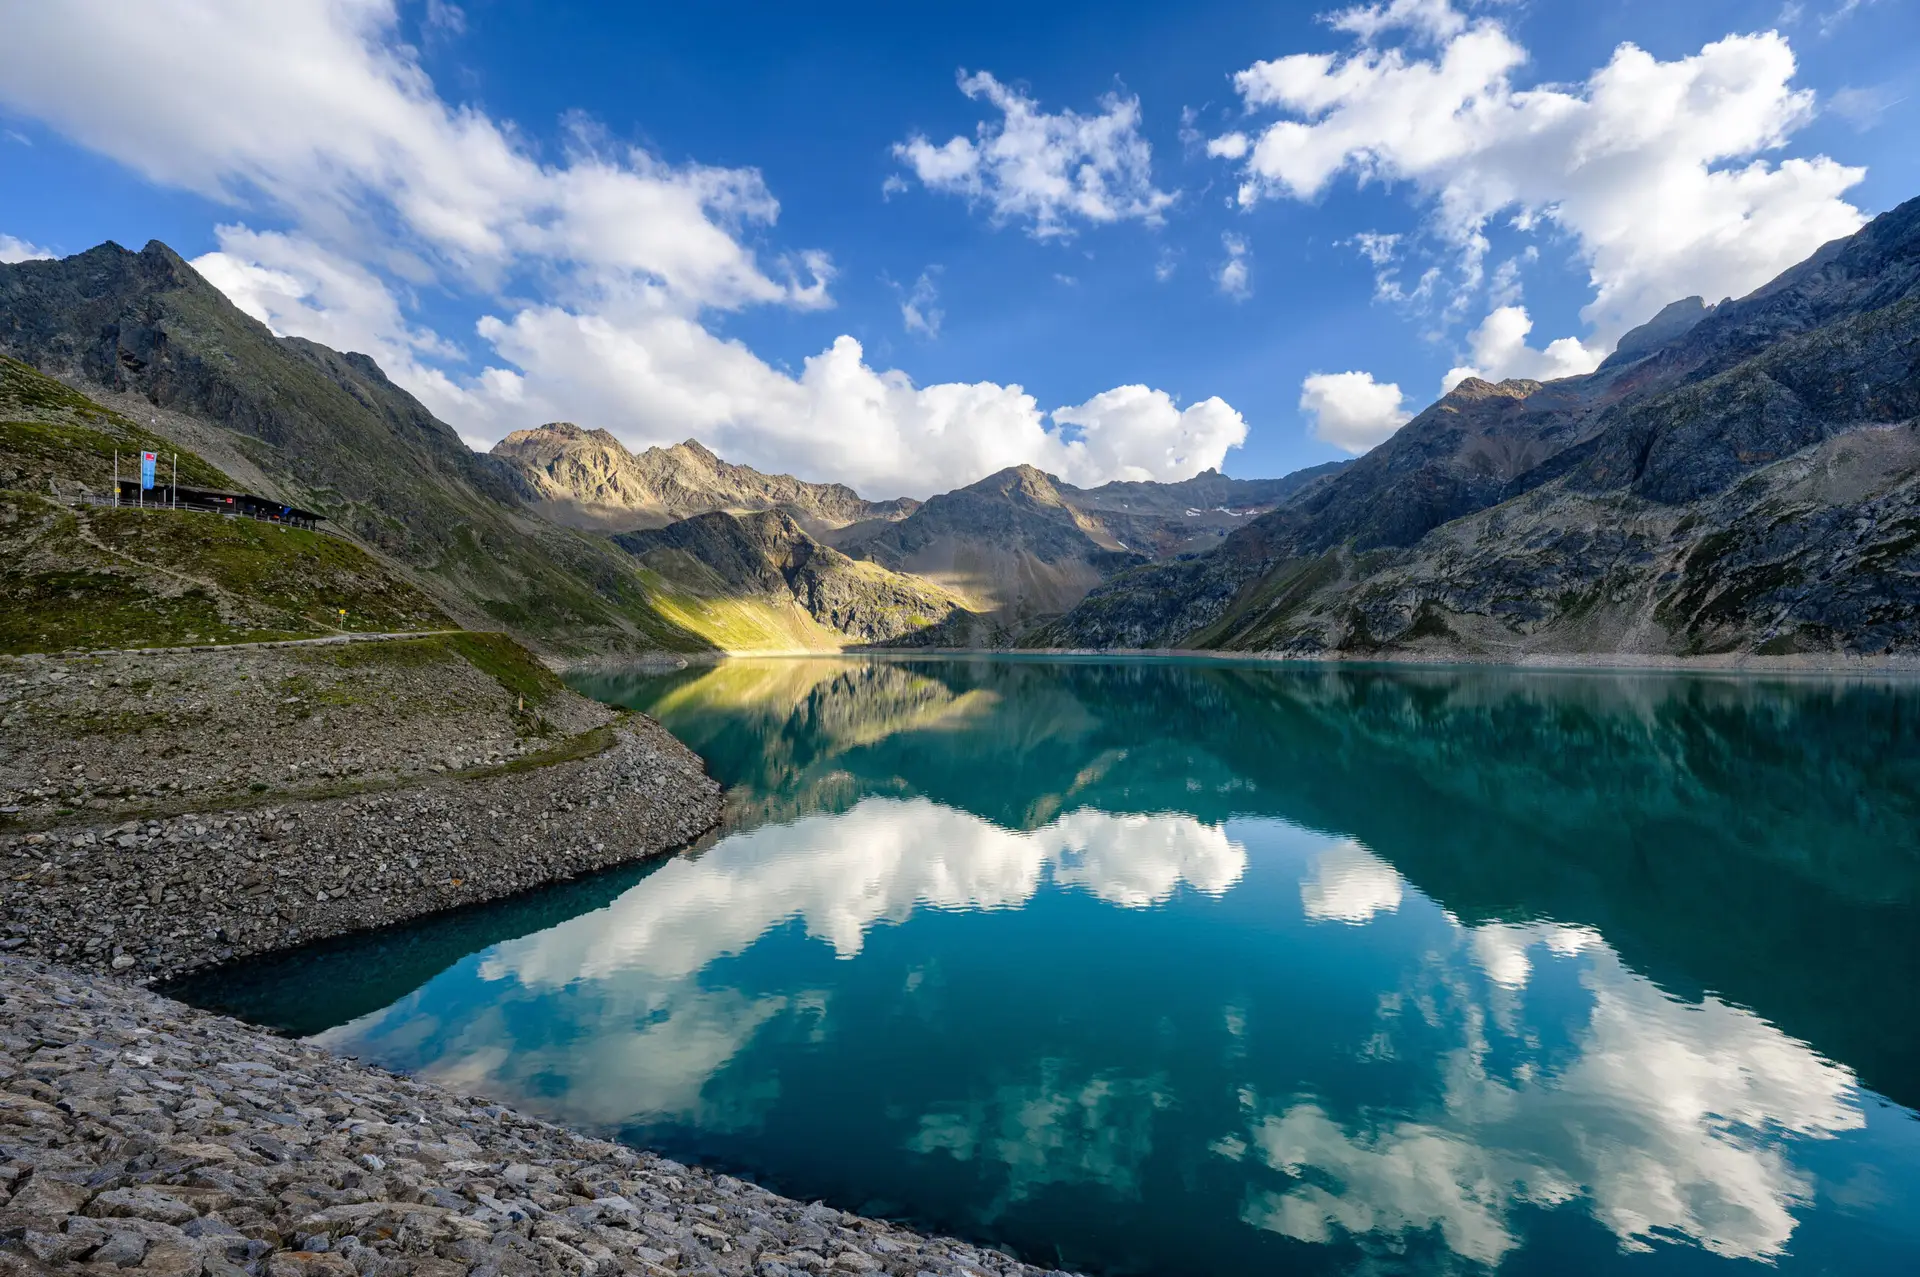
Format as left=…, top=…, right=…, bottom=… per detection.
left=2, top=0, right=1915, bottom=496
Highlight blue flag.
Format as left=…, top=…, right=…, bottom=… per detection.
left=140, top=451, right=157, bottom=490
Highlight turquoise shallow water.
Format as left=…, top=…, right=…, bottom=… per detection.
left=171, top=657, right=1920, bottom=1274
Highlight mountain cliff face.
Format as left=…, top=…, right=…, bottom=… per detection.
left=839, top=464, right=1146, bottom=623
left=1040, top=195, right=1920, bottom=660
left=615, top=509, right=964, bottom=645
left=0, top=241, right=708, bottom=654
left=1053, top=462, right=1348, bottom=557
left=491, top=418, right=1330, bottom=562
left=491, top=423, right=918, bottom=534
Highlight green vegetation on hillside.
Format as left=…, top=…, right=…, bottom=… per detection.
left=1, top=355, right=233, bottom=493
left=1, top=356, right=452, bottom=654
left=313, top=630, right=569, bottom=728
left=633, top=563, right=849, bottom=652
left=0, top=491, right=450, bottom=654
left=0, top=244, right=715, bottom=654
left=443, top=631, right=568, bottom=706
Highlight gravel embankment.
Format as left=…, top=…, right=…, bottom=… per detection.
left=0, top=717, right=720, bottom=983
left=1, top=641, right=610, bottom=830
left=0, top=638, right=1073, bottom=1275
left=0, top=956, right=1068, bottom=1277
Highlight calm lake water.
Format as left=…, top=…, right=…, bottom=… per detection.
left=171, top=657, right=1920, bottom=1275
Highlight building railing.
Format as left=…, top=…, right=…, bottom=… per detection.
left=63, top=491, right=338, bottom=535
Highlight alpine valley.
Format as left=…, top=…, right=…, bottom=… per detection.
left=4, top=193, right=1920, bottom=664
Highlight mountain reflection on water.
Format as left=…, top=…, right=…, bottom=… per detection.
left=170, top=658, right=1920, bottom=1275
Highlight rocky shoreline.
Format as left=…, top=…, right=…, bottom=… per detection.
left=0, top=638, right=615, bottom=833
left=0, top=956, right=1071, bottom=1277
left=0, top=717, right=720, bottom=984
left=0, top=632, right=1088, bottom=1276
left=858, top=645, right=1920, bottom=675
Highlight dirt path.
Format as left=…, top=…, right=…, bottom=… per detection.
left=70, top=628, right=466, bottom=658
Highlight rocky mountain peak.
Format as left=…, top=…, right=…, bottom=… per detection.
left=489, top=418, right=914, bottom=533
left=493, top=422, right=626, bottom=464
left=1605, top=296, right=1717, bottom=368
left=968, top=463, right=1069, bottom=508
left=1442, top=377, right=1542, bottom=405
left=137, top=239, right=200, bottom=280
left=670, top=438, right=722, bottom=464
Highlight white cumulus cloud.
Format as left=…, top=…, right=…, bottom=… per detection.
left=0, top=2, right=1238, bottom=496
left=1051, top=386, right=1249, bottom=485
left=0, top=233, right=53, bottom=264
left=1299, top=370, right=1413, bottom=453
left=459, top=309, right=1246, bottom=497
left=192, top=225, right=460, bottom=382
left=893, top=70, right=1176, bottom=239
left=1440, top=305, right=1606, bottom=391
left=1215, top=1, right=1867, bottom=367
left=1215, top=232, right=1252, bottom=300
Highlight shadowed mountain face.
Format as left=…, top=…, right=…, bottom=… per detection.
left=0, top=241, right=708, bottom=654
left=492, top=423, right=919, bottom=535
left=838, top=464, right=1147, bottom=626
left=1055, top=461, right=1350, bottom=558
left=613, top=509, right=963, bottom=646
left=1042, top=195, right=1920, bottom=660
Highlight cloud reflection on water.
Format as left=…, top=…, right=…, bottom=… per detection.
left=479, top=796, right=1247, bottom=987
left=1299, top=839, right=1404, bottom=924
left=1226, top=861, right=1865, bottom=1265
left=325, top=798, right=1246, bottom=1129
left=317, top=790, right=1869, bottom=1268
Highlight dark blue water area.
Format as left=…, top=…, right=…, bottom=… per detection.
left=168, top=658, right=1920, bottom=1275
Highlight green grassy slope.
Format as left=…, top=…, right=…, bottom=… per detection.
left=1, top=354, right=228, bottom=493
left=1, top=357, right=455, bottom=654
left=0, top=243, right=711, bottom=654
left=0, top=492, right=452, bottom=654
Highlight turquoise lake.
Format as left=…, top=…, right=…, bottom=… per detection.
left=170, top=657, right=1920, bottom=1274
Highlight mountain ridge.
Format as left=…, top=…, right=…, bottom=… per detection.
left=0, top=240, right=711, bottom=654
left=1037, top=194, right=1920, bottom=661
left=491, top=422, right=920, bottom=535
left=501, top=418, right=1348, bottom=638
left=9, top=214, right=1917, bottom=666
left=838, top=463, right=1145, bottom=621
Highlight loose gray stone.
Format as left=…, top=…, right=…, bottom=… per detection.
left=0, top=955, right=1075, bottom=1276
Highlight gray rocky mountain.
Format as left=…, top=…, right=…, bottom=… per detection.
left=838, top=464, right=1145, bottom=624
left=614, top=509, right=964, bottom=643
left=1037, top=195, right=1920, bottom=661
left=492, top=422, right=919, bottom=534
left=0, top=241, right=710, bottom=653
left=1053, top=462, right=1348, bottom=557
